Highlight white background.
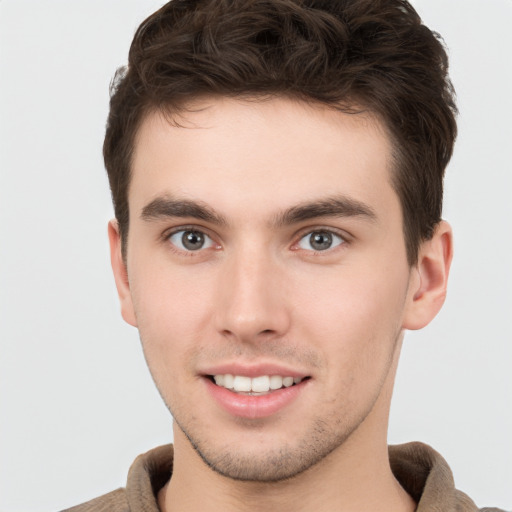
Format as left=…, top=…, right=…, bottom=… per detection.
left=0, top=1, right=511, bottom=510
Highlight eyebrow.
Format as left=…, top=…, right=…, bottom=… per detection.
left=271, top=196, right=377, bottom=227
left=141, top=197, right=228, bottom=226
left=140, top=195, right=376, bottom=227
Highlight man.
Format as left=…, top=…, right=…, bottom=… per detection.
left=63, top=0, right=504, bottom=510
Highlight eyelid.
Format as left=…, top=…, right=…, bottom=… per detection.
left=162, top=224, right=221, bottom=253
left=163, top=223, right=215, bottom=239
left=160, top=223, right=350, bottom=254
left=291, top=226, right=350, bottom=252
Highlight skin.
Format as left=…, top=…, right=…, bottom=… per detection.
left=109, top=97, right=452, bottom=512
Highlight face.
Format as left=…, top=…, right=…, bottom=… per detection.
left=113, top=97, right=424, bottom=482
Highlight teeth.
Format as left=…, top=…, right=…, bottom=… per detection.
left=283, top=376, right=294, bottom=387
left=223, top=374, right=234, bottom=389
left=233, top=376, right=251, bottom=392
left=251, top=375, right=270, bottom=392
left=212, top=374, right=304, bottom=393
left=269, top=375, right=283, bottom=390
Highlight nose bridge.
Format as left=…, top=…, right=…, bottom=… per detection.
left=214, top=243, right=289, bottom=340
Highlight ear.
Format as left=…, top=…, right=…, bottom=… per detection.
left=108, top=219, right=137, bottom=327
left=403, top=221, right=453, bottom=330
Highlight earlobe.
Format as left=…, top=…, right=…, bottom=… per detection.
left=403, top=221, right=453, bottom=331
left=108, top=219, right=138, bottom=327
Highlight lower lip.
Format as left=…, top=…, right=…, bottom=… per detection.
left=204, top=378, right=308, bottom=419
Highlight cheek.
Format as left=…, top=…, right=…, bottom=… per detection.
left=291, top=263, right=408, bottom=379
left=132, top=258, right=213, bottom=327
left=294, top=262, right=407, bottom=331
left=130, top=270, right=215, bottom=418
left=129, top=263, right=216, bottom=377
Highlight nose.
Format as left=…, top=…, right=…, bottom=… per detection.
left=213, top=249, right=291, bottom=343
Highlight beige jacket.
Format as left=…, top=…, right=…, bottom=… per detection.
left=62, top=442, right=505, bottom=512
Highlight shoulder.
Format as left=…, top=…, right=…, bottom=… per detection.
left=60, top=488, right=128, bottom=512
left=389, top=442, right=507, bottom=512
left=59, top=445, right=173, bottom=512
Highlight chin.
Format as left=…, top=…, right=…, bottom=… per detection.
left=175, top=413, right=357, bottom=483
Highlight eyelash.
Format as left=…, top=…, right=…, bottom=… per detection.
left=163, top=226, right=219, bottom=256
left=292, top=227, right=348, bottom=254
left=162, top=225, right=349, bottom=256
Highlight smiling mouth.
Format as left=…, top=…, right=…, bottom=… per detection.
left=208, top=374, right=310, bottom=395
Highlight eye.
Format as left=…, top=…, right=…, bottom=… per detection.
left=168, top=229, right=216, bottom=252
left=297, top=230, right=345, bottom=252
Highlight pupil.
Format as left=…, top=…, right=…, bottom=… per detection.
left=182, top=231, right=204, bottom=250
left=310, top=232, right=332, bottom=251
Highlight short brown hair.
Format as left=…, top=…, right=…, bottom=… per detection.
left=104, top=0, right=457, bottom=264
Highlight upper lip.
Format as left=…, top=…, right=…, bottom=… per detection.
left=199, top=362, right=310, bottom=379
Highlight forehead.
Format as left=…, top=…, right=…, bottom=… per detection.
left=129, top=97, right=397, bottom=221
